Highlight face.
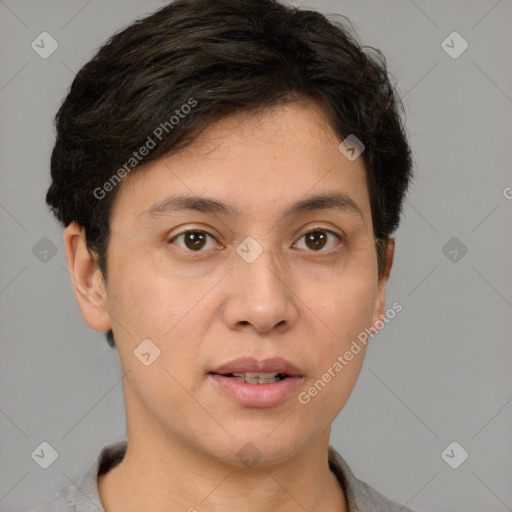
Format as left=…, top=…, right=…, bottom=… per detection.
left=71, top=101, right=393, bottom=467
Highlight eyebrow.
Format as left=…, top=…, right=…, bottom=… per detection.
left=139, top=192, right=365, bottom=224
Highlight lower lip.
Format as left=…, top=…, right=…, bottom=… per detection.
left=209, top=374, right=304, bottom=408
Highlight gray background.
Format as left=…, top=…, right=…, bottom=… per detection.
left=1, top=0, right=511, bottom=511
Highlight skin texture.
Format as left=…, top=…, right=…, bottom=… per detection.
left=65, top=100, right=394, bottom=512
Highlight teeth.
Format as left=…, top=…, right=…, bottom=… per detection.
left=245, top=376, right=279, bottom=384
left=232, top=372, right=280, bottom=378
left=229, top=372, right=286, bottom=384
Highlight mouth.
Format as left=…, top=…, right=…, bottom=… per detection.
left=208, top=357, right=304, bottom=408
left=211, top=372, right=291, bottom=384
left=209, top=356, right=303, bottom=380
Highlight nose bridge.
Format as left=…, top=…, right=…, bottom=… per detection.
left=239, top=243, right=289, bottom=294
left=224, top=239, right=298, bottom=332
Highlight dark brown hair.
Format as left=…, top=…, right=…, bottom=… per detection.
left=46, top=0, right=413, bottom=348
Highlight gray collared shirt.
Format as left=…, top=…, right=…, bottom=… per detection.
left=29, top=441, right=418, bottom=512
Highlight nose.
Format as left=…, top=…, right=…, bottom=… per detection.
left=222, top=246, right=299, bottom=334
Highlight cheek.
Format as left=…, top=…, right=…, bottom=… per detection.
left=106, top=257, right=201, bottom=342
left=295, top=262, right=377, bottom=417
left=305, top=260, right=378, bottom=344
left=106, top=262, right=216, bottom=399
left=108, top=271, right=207, bottom=427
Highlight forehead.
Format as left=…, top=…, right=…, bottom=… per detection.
left=111, top=101, right=371, bottom=227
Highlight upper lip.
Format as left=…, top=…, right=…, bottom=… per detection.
left=210, top=357, right=303, bottom=377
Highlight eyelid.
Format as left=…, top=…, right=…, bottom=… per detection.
left=292, top=227, right=344, bottom=252
left=168, top=229, right=221, bottom=250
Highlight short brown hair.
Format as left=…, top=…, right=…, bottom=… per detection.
left=46, top=0, right=413, bottom=347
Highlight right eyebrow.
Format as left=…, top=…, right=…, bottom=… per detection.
left=139, top=194, right=238, bottom=218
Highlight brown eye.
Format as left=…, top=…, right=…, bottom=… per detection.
left=170, top=230, right=217, bottom=252
left=295, top=229, right=342, bottom=252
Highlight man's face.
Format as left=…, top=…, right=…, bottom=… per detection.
left=92, top=101, right=391, bottom=465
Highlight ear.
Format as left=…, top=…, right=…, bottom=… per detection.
left=371, top=237, right=395, bottom=327
left=64, top=223, right=112, bottom=332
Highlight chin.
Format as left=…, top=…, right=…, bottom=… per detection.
left=202, top=430, right=312, bottom=469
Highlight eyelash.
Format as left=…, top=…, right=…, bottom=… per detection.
left=167, top=228, right=344, bottom=254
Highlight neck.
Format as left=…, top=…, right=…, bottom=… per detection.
left=98, top=430, right=347, bottom=512
left=98, top=380, right=347, bottom=512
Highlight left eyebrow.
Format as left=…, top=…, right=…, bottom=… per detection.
left=139, top=191, right=365, bottom=225
left=281, top=192, right=365, bottom=224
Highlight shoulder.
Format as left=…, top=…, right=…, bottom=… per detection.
left=27, top=441, right=127, bottom=512
left=27, top=496, right=66, bottom=512
left=26, top=478, right=98, bottom=512
left=328, top=445, right=420, bottom=512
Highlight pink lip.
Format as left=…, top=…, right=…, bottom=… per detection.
left=208, top=356, right=305, bottom=408
left=209, top=374, right=304, bottom=408
left=210, top=356, right=303, bottom=377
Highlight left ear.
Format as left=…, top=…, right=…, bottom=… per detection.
left=371, top=237, right=395, bottom=327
